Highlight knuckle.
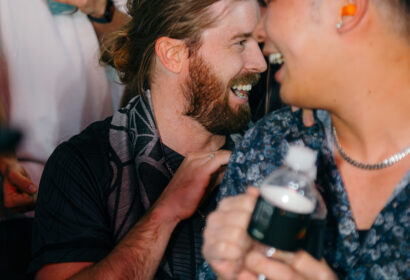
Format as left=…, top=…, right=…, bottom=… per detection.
left=225, top=226, right=243, bottom=242
left=214, top=241, right=229, bottom=256
left=292, top=250, right=307, bottom=268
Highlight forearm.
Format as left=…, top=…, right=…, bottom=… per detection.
left=70, top=205, right=179, bottom=280
left=91, top=9, right=130, bottom=41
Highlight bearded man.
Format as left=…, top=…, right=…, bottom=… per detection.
left=30, top=0, right=266, bottom=279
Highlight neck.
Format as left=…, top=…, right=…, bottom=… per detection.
left=329, top=70, right=410, bottom=164
left=150, top=82, right=226, bottom=156
left=325, top=27, right=410, bottom=164
left=333, top=20, right=410, bottom=161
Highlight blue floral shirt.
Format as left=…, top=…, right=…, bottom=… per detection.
left=199, top=108, right=409, bottom=280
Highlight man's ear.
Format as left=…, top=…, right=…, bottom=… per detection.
left=337, top=0, right=368, bottom=33
left=155, top=37, right=187, bottom=73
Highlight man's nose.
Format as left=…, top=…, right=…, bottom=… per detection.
left=245, top=41, right=268, bottom=73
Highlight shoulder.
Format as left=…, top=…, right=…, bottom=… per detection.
left=54, top=117, right=112, bottom=162
left=219, top=108, right=328, bottom=198
left=43, top=117, right=113, bottom=193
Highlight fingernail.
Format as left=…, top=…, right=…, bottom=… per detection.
left=28, top=184, right=37, bottom=193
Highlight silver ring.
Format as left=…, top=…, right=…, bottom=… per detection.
left=209, top=153, right=215, bottom=159
left=265, top=247, right=276, bottom=258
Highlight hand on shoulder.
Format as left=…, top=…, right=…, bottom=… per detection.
left=154, top=150, right=231, bottom=223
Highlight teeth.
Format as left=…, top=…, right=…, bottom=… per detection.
left=269, top=52, right=284, bottom=65
left=231, top=84, right=253, bottom=98
left=232, top=84, right=252, bottom=91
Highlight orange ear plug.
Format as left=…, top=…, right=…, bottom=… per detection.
left=337, top=3, right=357, bottom=29
left=342, top=4, right=357, bottom=17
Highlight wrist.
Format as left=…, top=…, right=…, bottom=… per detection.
left=151, top=202, right=181, bottom=226
left=87, top=0, right=115, bottom=23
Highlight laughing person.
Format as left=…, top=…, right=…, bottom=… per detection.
left=30, top=0, right=267, bottom=279
left=201, top=0, right=410, bottom=279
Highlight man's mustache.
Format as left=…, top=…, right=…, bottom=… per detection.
left=228, top=73, right=261, bottom=88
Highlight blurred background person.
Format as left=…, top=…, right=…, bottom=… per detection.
left=248, top=0, right=284, bottom=123
left=0, top=0, right=129, bottom=278
left=250, top=0, right=314, bottom=125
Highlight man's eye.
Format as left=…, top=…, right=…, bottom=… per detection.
left=236, top=40, right=247, bottom=46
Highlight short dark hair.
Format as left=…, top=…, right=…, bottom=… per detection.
left=101, top=0, right=225, bottom=105
left=257, top=0, right=267, bottom=7
left=397, top=0, right=410, bottom=34
left=376, top=0, right=410, bottom=37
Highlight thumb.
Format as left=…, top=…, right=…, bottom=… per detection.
left=302, top=109, right=314, bottom=127
left=7, top=167, right=37, bottom=194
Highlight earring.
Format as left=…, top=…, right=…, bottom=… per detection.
left=336, top=3, right=357, bottom=29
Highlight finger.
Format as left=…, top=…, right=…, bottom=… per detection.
left=291, top=106, right=301, bottom=112
left=302, top=109, right=314, bottom=127
left=3, top=181, right=36, bottom=209
left=246, top=186, right=260, bottom=197
left=245, top=249, right=305, bottom=280
left=206, top=209, right=254, bottom=232
left=277, top=250, right=337, bottom=280
left=203, top=239, right=253, bottom=280
left=236, top=270, right=258, bottom=280
left=213, top=165, right=226, bottom=186
left=203, top=238, right=244, bottom=262
left=53, top=0, right=80, bottom=5
left=204, top=225, right=251, bottom=257
left=203, top=212, right=253, bottom=260
left=203, top=150, right=231, bottom=171
left=217, top=192, right=258, bottom=213
left=7, top=168, right=37, bottom=194
left=210, top=259, right=244, bottom=280
left=54, top=0, right=106, bottom=16
left=9, top=193, right=37, bottom=213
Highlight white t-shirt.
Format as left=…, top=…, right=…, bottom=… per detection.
left=0, top=0, right=125, bottom=186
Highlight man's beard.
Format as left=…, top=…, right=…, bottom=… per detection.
left=183, top=54, right=259, bottom=135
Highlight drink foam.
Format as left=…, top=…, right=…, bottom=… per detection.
left=260, top=186, right=315, bottom=214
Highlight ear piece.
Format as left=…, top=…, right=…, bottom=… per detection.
left=336, top=3, right=357, bottom=29
left=342, top=4, right=357, bottom=17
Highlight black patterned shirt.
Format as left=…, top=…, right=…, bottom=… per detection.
left=199, top=108, right=409, bottom=280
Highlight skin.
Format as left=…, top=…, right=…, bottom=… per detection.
left=252, top=2, right=315, bottom=126
left=52, top=0, right=130, bottom=39
left=203, top=0, right=410, bottom=278
left=152, top=0, right=266, bottom=156
left=36, top=0, right=266, bottom=279
left=202, top=187, right=337, bottom=280
left=0, top=52, right=37, bottom=214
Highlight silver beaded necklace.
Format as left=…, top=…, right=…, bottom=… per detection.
left=332, top=126, right=410, bottom=170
